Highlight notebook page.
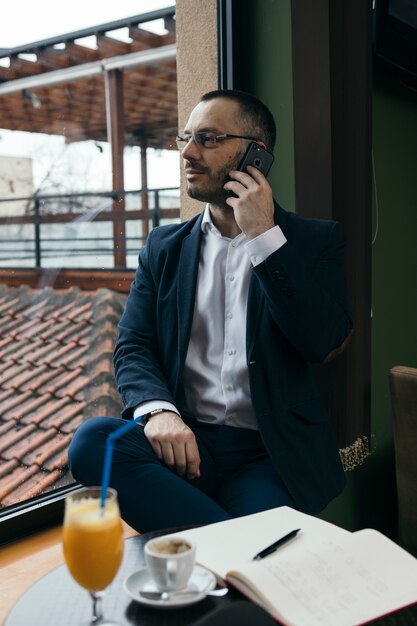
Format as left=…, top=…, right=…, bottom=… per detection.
left=229, top=528, right=417, bottom=626
left=165, top=506, right=349, bottom=580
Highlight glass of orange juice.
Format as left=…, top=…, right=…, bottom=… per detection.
left=62, top=487, right=123, bottom=625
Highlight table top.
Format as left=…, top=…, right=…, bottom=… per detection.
left=5, top=530, right=417, bottom=626
left=3, top=532, right=241, bottom=626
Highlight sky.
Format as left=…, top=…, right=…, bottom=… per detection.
left=0, top=0, right=180, bottom=193
left=0, top=0, right=175, bottom=48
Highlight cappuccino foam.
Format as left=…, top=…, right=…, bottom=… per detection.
left=150, top=539, right=191, bottom=555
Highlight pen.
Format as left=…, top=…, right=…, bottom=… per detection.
left=252, top=528, right=301, bottom=560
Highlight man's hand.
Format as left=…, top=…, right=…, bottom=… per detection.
left=224, top=165, right=275, bottom=239
left=144, top=412, right=201, bottom=479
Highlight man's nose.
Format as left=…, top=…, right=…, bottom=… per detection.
left=182, top=136, right=201, bottom=161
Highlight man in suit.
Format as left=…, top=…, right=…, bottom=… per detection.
left=69, top=90, right=353, bottom=533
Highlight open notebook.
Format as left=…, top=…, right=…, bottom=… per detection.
left=164, top=507, right=417, bottom=626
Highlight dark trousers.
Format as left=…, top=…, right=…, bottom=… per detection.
left=68, top=416, right=296, bottom=533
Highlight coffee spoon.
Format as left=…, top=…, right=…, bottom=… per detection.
left=140, top=587, right=228, bottom=600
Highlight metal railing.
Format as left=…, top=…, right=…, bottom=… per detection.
left=0, top=187, right=180, bottom=269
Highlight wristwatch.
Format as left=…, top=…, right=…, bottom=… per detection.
left=141, top=408, right=166, bottom=426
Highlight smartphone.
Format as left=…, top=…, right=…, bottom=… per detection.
left=238, top=142, right=274, bottom=177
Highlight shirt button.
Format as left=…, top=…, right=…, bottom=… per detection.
left=228, top=275, right=235, bottom=282
left=226, top=312, right=233, bottom=319
left=227, top=349, right=236, bottom=355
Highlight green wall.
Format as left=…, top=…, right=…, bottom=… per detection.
left=245, top=0, right=417, bottom=537
left=325, top=72, right=417, bottom=538
left=243, top=0, right=295, bottom=212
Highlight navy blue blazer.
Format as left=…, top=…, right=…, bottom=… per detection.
left=114, top=203, right=353, bottom=514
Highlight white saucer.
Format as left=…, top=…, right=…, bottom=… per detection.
left=123, top=564, right=216, bottom=609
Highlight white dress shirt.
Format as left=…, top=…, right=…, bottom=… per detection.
left=134, top=205, right=287, bottom=428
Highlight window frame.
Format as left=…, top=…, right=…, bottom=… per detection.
left=0, top=483, right=80, bottom=546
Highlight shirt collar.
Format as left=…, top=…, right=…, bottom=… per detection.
left=201, top=205, right=216, bottom=234
left=200, top=205, right=246, bottom=245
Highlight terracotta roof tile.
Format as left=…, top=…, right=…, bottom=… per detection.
left=0, top=465, right=39, bottom=502
left=0, top=336, right=13, bottom=353
left=0, top=296, right=20, bottom=316
left=0, top=420, right=15, bottom=438
left=57, top=380, right=89, bottom=402
left=0, top=361, right=28, bottom=384
left=22, top=431, right=72, bottom=468
left=21, top=300, right=55, bottom=320
left=0, top=468, right=66, bottom=507
left=15, top=339, right=54, bottom=365
left=0, top=285, right=125, bottom=509
left=60, top=414, right=84, bottom=434
left=66, top=302, right=93, bottom=322
left=0, top=458, right=18, bottom=479
left=0, top=390, right=33, bottom=419
left=9, top=318, right=42, bottom=338
left=38, top=367, right=84, bottom=396
left=0, top=363, right=27, bottom=389
left=44, top=343, right=88, bottom=370
left=1, top=337, right=42, bottom=363
left=2, top=425, right=52, bottom=461
left=0, top=388, right=15, bottom=407
left=48, top=299, right=81, bottom=321
left=6, top=364, right=49, bottom=391
left=0, top=423, right=37, bottom=457
left=40, top=401, right=85, bottom=430
left=12, top=395, right=68, bottom=424
left=38, top=319, right=73, bottom=342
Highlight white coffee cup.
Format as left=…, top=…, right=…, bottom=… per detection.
left=144, top=536, right=196, bottom=591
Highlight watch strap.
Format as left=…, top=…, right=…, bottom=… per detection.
left=141, top=408, right=166, bottom=426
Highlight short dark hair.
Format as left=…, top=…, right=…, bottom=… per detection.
left=200, top=89, right=276, bottom=151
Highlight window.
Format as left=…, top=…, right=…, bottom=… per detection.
left=0, top=5, right=179, bottom=543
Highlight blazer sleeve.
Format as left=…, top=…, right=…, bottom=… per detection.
left=113, top=232, right=176, bottom=419
left=253, top=219, right=353, bottom=363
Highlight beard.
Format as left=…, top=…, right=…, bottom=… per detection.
left=185, top=148, right=246, bottom=206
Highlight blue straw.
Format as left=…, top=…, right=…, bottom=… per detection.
left=100, top=415, right=144, bottom=511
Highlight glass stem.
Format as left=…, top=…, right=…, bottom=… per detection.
left=90, top=591, right=104, bottom=624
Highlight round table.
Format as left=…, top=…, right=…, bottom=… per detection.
left=4, top=533, right=241, bottom=626
left=5, top=531, right=417, bottom=626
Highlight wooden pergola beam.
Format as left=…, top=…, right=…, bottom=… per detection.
left=105, top=69, right=126, bottom=268
left=140, top=138, right=149, bottom=239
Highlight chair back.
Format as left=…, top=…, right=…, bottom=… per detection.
left=389, top=365, right=417, bottom=556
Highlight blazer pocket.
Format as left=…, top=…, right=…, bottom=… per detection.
left=289, top=398, right=328, bottom=424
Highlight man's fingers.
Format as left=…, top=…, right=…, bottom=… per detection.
left=245, top=164, right=267, bottom=184
left=150, top=439, right=163, bottom=461
left=159, top=440, right=176, bottom=469
left=170, top=435, right=188, bottom=476
left=184, top=439, right=201, bottom=479
left=144, top=413, right=200, bottom=478
left=170, top=429, right=200, bottom=478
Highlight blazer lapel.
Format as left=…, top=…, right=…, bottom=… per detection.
left=176, top=215, right=203, bottom=381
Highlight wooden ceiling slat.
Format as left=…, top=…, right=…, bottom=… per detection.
left=9, top=57, right=44, bottom=76
left=35, top=48, right=70, bottom=71
left=0, top=25, right=177, bottom=149
left=128, top=27, right=161, bottom=47
left=65, top=42, right=100, bottom=64
left=96, top=35, right=131, bottom=56
left=0, top=67, right=15, bottom=81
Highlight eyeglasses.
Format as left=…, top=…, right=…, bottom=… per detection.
left=176, top=132, right=257, bottom=149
